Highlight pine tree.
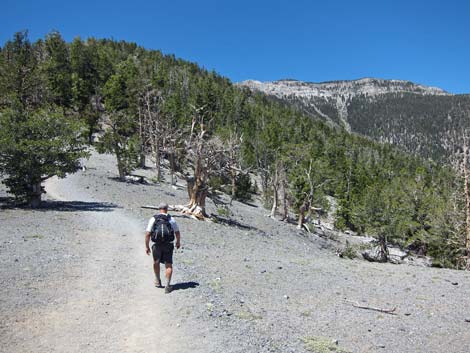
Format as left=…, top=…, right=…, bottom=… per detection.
left=97, top=58, right=140, bottom=179
left=0, top=32, right=88, bottom=207
left=0, top=108, right=88, bottom=206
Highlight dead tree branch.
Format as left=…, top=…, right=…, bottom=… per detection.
left=345, top=300, right=397, bottom=315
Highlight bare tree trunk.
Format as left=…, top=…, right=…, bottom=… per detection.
left=153, top=137, right=161, bottom=182
left=378, top=234, right=389, bottom=262
left=297, top=201, right=309, bottom=229
left=231, top=169, right=237, bottom=200
left=169, top=152, right=176, bottom=185
left=270, top=164, right=279, bottom=219
left=88, top=127, right=94, bottom=145
left=280, top=169, right=288, bottom=221
left=115, top=146, right=126, bottom=180
left=298, top=159, right=315, bottom=229
left=117, top=162, right=126, bottom=180
left=139, top=152, right=146, bottom=168
left=181, top=151, right=209, bottom=219
left=189, top=182, right=207, bottom=210
left=270, top=185, right=278, bottom=219
left=306, top=205, right=313, bottom=223
left=138, top=107, right=146, bottom=168
left=226, top=132, right=242, bottom=202
left=261, top=170, right=269, bottom=203
left=185, top=176, right=208, bottom=219
left=156, top=147, right=161, bottom=182
left=29, top=181, right=42, bottom=208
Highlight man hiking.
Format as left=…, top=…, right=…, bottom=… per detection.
left=145, top=202, right=181, bottom=293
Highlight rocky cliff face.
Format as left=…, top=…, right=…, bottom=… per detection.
left=240, top=78, right=450, bottom=100
left=239, top=78, right=470, bottom=160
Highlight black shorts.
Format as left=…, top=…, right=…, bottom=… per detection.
left=152, top=243, right=174, bottom=264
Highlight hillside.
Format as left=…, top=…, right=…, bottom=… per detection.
left=0, top=31, right=468, bottom=268
left=1, top=151, right=470, bottom=353
left=239, top=78, right=470, bottom=160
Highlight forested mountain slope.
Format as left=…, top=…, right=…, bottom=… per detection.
left=1, top=31, right=469, bottom=268
left=240, top=78, right=470, bottom=161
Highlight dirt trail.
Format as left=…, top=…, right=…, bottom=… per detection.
left=6, top=177, right=202, bottom=353
left=3, top=152, right=470, bottom=353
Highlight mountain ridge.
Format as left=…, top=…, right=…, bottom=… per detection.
left=239, top=77, right=451, bottom=98
left=238, top=77, right=470, bottom=160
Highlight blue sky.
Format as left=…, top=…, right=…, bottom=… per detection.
left=2, top=0, right=470, bottom=93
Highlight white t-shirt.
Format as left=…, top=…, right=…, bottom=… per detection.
left=146, top=214, right=179, bottom=233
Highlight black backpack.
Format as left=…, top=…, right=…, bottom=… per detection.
left=151, top=214, right=175, bottom=244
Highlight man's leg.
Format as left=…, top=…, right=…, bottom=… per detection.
left=154, top=261, right=161, bottom=280
left=153, top=261, right=162, bottom=287
left=152, top=245, right=162, bottom=287
left=164, top=263, right=173, bottom=293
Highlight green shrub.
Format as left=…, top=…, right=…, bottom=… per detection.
left=217, top=207, right=230, bottom=217
left=234, top=173, right=254, bottom=201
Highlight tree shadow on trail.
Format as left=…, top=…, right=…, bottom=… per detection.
left=0, top=196, right=15, bottom=208
left=210, top=215, right=267, bottom=235
left=1, top=199, right=119, bottom=212
left=39, top=200, right=119, bottom=212
left=171, top=281, right=200, bottom=291
left=238, top=200, right=258, bottom=208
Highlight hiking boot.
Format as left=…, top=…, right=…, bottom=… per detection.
left=165, top=285, right=173, bottom=294
left=155, top=279, right=162, bottom=288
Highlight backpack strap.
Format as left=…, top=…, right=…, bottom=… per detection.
left=154, top=213, right=170, bottom=221
left=151, top=214, right=164, bottom=233
left=152, top=214, right=172, bottom=232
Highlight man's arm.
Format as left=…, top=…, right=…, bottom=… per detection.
left=175, top=231, right=181, bottom=249
left=145, top=231, right=151, bottom=255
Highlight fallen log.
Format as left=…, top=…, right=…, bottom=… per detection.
left=172, top=204, right=206, bottom=220
left=141, top=205, right=176, bottom=211
left=141, top=205, right=190, bottom=219
left=141, top=204, right=206, bottom=220
left=125, top=175, right=147, bottom=184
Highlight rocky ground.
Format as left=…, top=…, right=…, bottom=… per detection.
left=1, top=151, right=470, bottom=353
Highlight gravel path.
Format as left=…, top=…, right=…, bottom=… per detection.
left=2, top=151, right=470, bottom=353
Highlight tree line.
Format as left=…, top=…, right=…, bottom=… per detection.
left=0, top=31, right=469, bottom=268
